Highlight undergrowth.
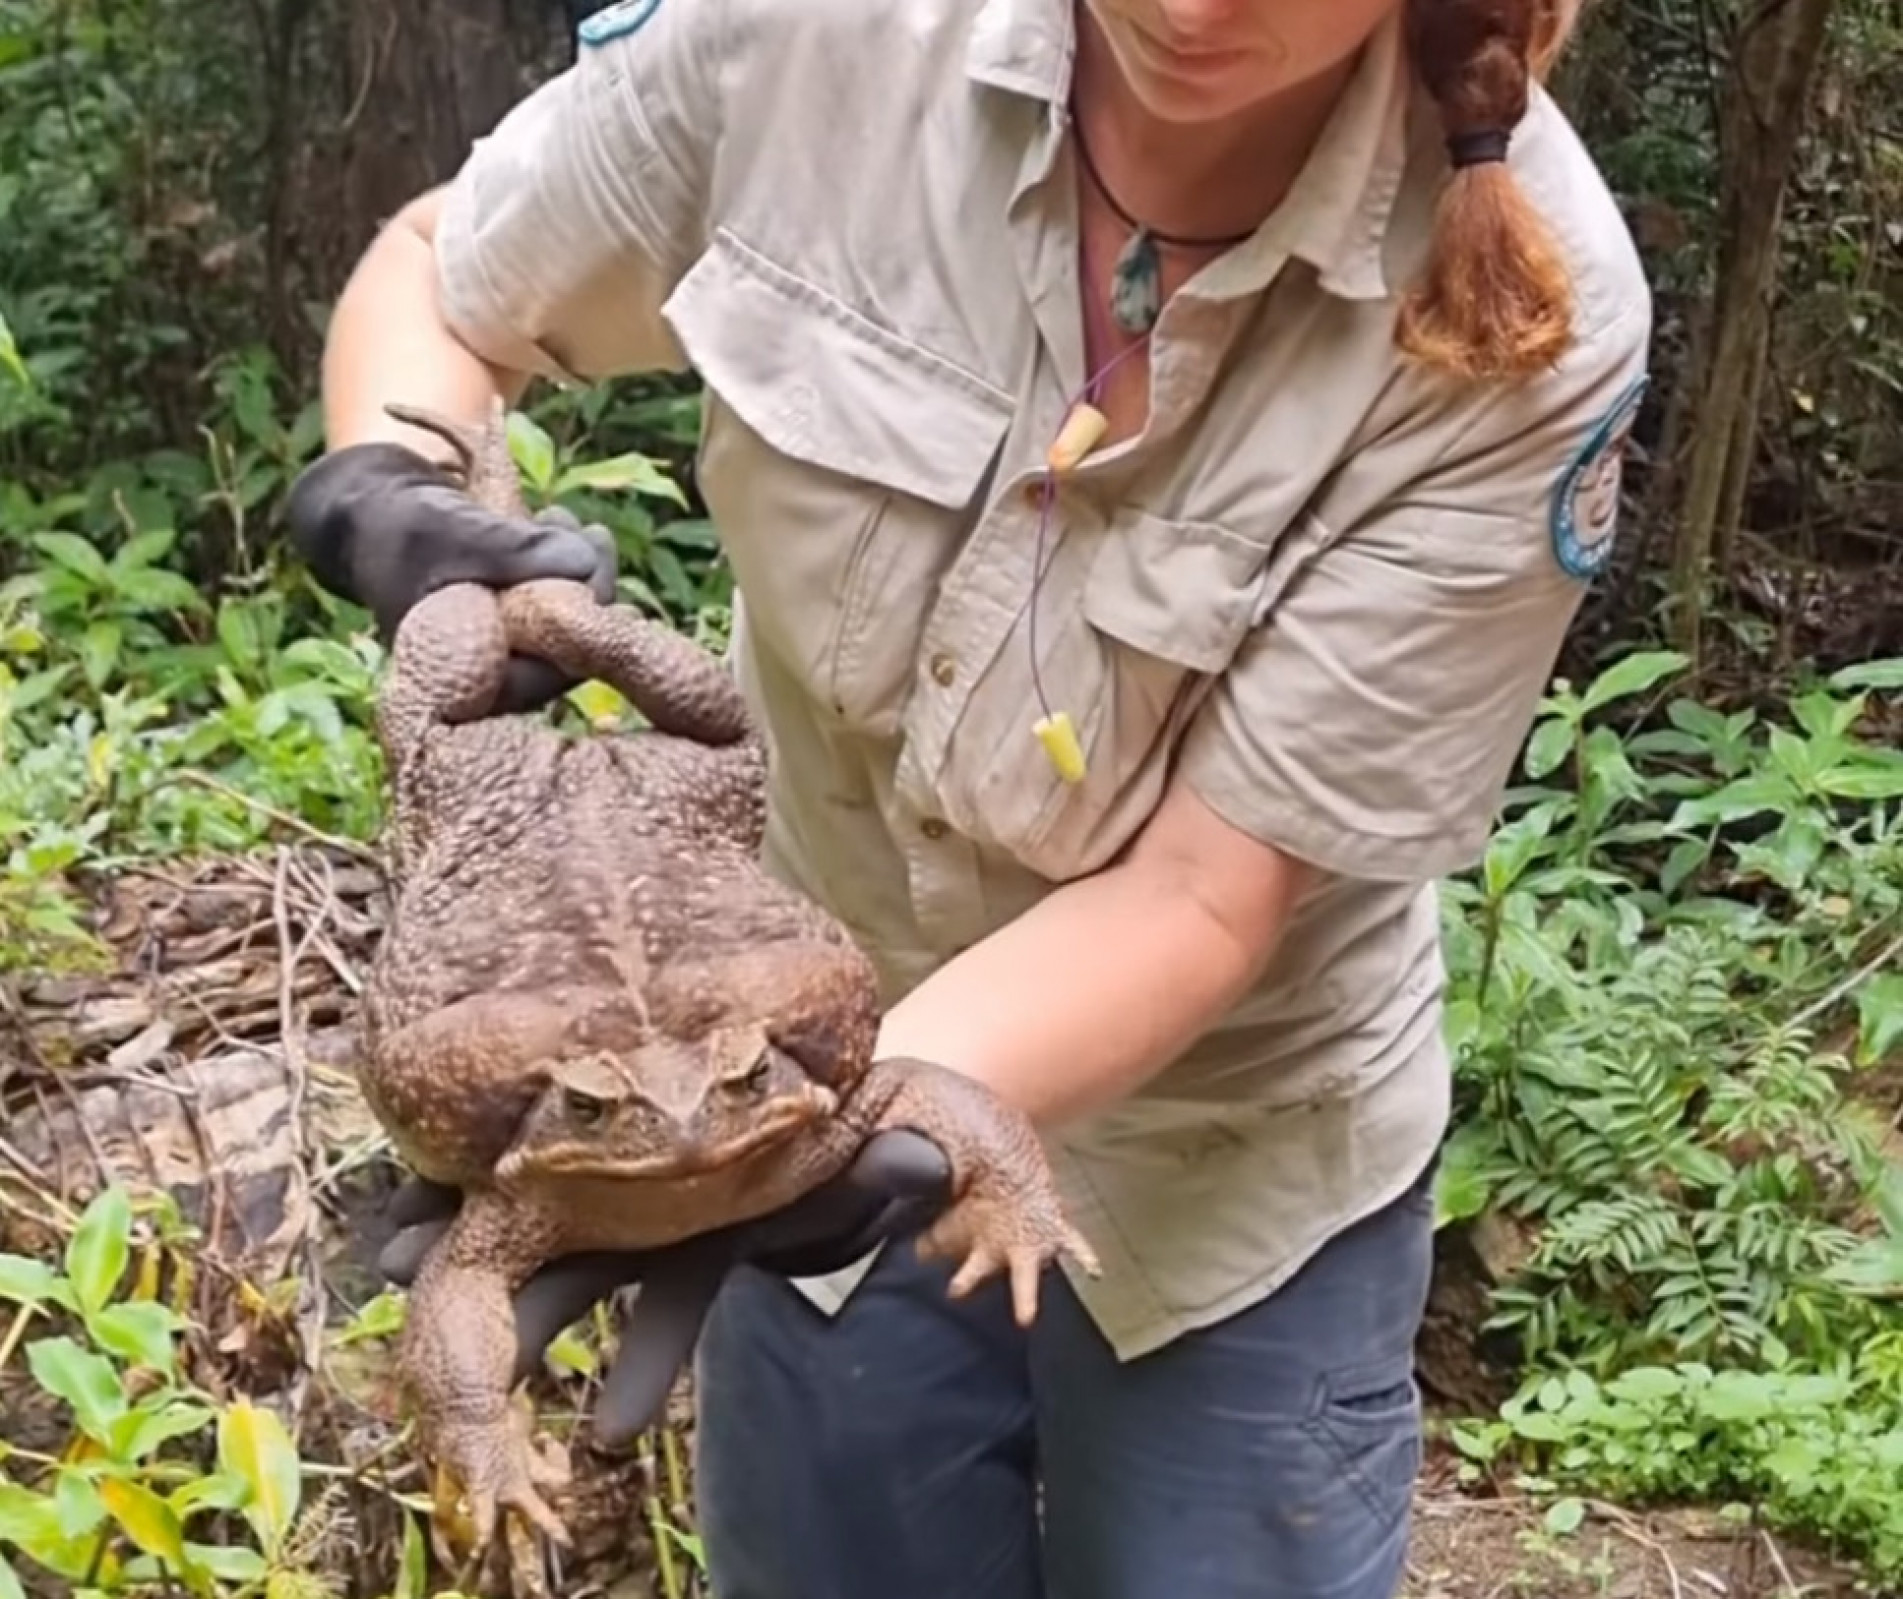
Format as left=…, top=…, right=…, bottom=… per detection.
left=2, top=344, right=1902, bottom=1589
left=1437, top=650, right=1903, bottom=1578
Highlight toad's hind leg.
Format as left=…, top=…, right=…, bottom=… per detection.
left=496, top=580, right=754, bottom=748
left=399, top=1193, right=572, bottom=1554
left=378, top=584, right=512, bottom=857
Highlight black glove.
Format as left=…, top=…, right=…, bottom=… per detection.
left=376, top=1129, right=953, bottom=1444
left=285, top=440, right=620, bottom=714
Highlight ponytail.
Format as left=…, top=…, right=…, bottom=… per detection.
left=1396, top=0, right=1579, bottom=380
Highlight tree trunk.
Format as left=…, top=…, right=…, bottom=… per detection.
left=1662, top=0, right=1837, bottom=660
left=335, top=0, right=567, bottom=251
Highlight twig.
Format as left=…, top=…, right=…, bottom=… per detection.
left=1784, top=919, right=1903, bottom=1037
left=1758, top=1527, right=1803, bottom=1596
left=272, top=846, right=316, bottom=1163
left=0, top=1140, right=77, bottom=1229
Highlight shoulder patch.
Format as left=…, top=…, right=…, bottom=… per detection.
left=578, top=0, right=663, bottom=47
left=1550, top=373, right=1648, bottom=580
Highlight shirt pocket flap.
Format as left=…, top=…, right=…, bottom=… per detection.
left=664, top=227, right=1013, bottom=509
left=1080, top=510, right=1268, bottom=677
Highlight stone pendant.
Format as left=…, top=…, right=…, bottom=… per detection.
left=1110, top=226, right=1162, bottom=335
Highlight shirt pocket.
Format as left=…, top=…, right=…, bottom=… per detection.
left=951, top=507, right=1272, bottom=881
left=663, top=227, right=1014, bottom=737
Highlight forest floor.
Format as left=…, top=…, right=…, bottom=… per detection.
left=0, top=844, right=1879, bottom=1599
left=1400, top=1454, right=1862, bottom=1599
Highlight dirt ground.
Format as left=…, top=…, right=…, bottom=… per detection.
left=1400, top=1446, right=1868, bottom=1599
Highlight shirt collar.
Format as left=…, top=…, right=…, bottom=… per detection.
left=965, top=0, right=1410, bottom=302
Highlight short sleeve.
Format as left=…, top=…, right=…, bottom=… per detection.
left=432, top=0, right=728, bottom=383
left=1175, top=304, right=1652, bottom=884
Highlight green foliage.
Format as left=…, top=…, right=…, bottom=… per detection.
left=1, top=4, right=1899, bottom=1582
left=1449, top=1346, right=1903, bottom=1578
left=0, top=1187, right=331, bottom=1596
left=1436, top=647, right=1903, bottom=1577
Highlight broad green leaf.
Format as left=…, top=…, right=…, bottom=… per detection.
left=99, top=1476, right=195, bottom=1575
left=1856, top=973, right=1903, bottom=1068
left=0, top=308, right=28, bottom=387
left=29, top=531, right=109, bottom=583
left=87, top=1301, right=181, bottom=1375
left=0, top=1555, right=22, bottom=1599
left=0, top=1253, right=70, bottom=1308
left=216, top=599, right=270, bottom=669
left=545, top=1327, right=598, bottom=1376
left=506, top=410, right=557, bottom=494
left=217, top=1397, right=302, bottom=1553
left=52, top=1469, right=104, bottom=1540
left=1827, top=656, right=1903, bottom=692
left=78, top=619, right=123, bottom=690
left=111, top=1398, right=217, bottom=1463
left=1578, top=649, right=1688, bottom=714
left=555, top=451, right=689, bottom=507
left=112, top=567, right=205, bottom=614
left=65, top=1186, right=131, bottom=1317
left=1604, top=1366, right=1682, bottom=1403
left=394, top=1508, right=429, bottom=1599
left=185, top=1542, right=269, bottom=1582
left=4, top=664, right=73, bottom=716
left=111, top=527, right=179, bottom=571
left=1665, top=772, right=1792, bottom=830
left=1521, top=716, right=1574, bottom=781
left=0, top=1480, right=63, bottom=1545
left=169, top=1471, right=254, bottom=1520
left=1543, top=1496, right=1587, bottom=1536
left=1815, top=763, right=1903, bottom=800
left=26, top=1337, right=127, bottom=1440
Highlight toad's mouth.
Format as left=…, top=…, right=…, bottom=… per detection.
left=500, top=1082, right=839, bottom=1182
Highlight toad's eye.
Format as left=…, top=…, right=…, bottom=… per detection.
left=564, top=1089, right=607, bottom=1127
left=743, top=1055, right=773, bottom=1096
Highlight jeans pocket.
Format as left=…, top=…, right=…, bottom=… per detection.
left=1302, top=1354, right=1424, bottom=1524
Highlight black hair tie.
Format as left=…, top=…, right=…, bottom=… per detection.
left=1448, top=128, right=1512, bottom=168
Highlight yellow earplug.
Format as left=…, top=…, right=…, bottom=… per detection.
left=1046, top=402, right=1109, bottom=475
left=1033, top=710, right=1088, bottom=784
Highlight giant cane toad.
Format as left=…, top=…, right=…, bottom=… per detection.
left=355, top=398, right=1098, bottom=1557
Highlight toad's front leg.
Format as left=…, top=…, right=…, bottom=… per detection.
left=845, top=1059, right=1101, bottom=1325
left=398, top=1193, right=572, bottom=1554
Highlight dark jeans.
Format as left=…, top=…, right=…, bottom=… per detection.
left=691, top=1159, right=1436, bottom=1599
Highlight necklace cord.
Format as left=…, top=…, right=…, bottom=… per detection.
left=1020, top=111, right=1251, bottom=773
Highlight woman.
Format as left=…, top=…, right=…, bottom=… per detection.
left=287, top=0, right=1652, bottom=1593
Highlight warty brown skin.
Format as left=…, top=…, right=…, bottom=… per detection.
left=358, top=398, right=1099, bottom=1558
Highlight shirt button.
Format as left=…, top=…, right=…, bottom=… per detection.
left=930, top=652, right=956, bottom=687
left=920, top=817, right=948, bottom=840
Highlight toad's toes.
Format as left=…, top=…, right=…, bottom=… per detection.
left=431, top=1403, right=572, bottom=1556
left=916, top=1176, right=1101, bottom=1326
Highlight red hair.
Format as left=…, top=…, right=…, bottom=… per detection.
left=1396, top=0, right=1583, bottom=380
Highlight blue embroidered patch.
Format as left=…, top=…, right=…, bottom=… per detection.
left=1550, top=373, right=1649, bottom=580
left=578, top=0, right=662, bottom=46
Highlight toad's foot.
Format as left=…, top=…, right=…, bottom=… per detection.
left=856, top=1057, right=1100, bottom=1326
left=427, top=1395, right=573, bottom=1556
left=401, top=1202, right=574, bottom=1557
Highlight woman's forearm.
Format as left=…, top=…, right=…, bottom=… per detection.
left=319, top=187, right=529, bottom=457
left=873, top=786, right=1313, bottom=1128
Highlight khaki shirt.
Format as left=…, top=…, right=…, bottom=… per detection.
left=431, top=0, right=1652, bottom=1358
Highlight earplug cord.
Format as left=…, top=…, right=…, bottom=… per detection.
left=1024, top=317, right=1154, bottom=783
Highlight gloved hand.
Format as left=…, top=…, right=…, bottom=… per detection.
left=376, top=1128, right=953, bottom=1444
left=285, top=439, right=620, bottom=714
